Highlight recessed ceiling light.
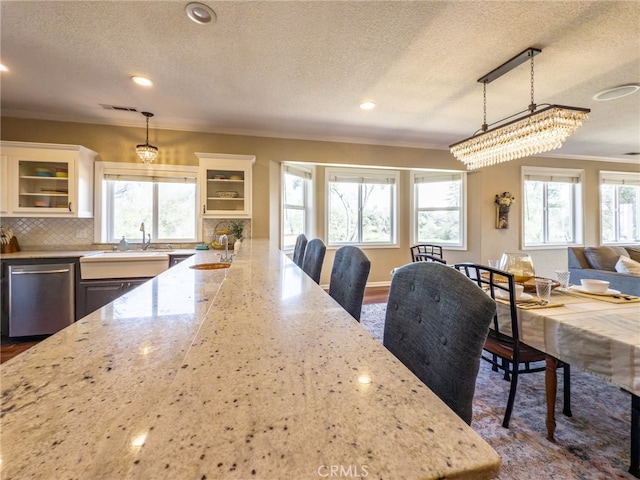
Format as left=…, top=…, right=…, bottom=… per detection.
left=185, top=2, right=216, bottom=25
left=132, top=76, right=153, bottom=87
left=359, top=102, right=376, bottom=110
left=0, top=64, right=8, bottom=72
left=593, top=84, right=640, bottom=101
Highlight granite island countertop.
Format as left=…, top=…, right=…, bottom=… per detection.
left=0, top=239, right=500, bottom=479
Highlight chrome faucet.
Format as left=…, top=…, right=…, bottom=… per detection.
left=140, top=222, right=151, bottom=250
left=219, top=234, right=231, bottom=262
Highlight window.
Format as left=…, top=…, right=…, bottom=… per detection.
left=282, top=163, right=313, bottom=250
left=96, top=163, right=198, bottom=244
left=523, top=167, right=583, bottom=247
left=600, top=171, right=640, bottom=244
left=326, top=168, right=398, bottom=246
left=412, top=171, right=466, bottom=248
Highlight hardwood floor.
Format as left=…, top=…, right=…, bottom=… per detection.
left=0, top=286, right=391, bottom=365
left=1, top=335, right=47, bottom=364
left=363, top=285, right=390, bottom=304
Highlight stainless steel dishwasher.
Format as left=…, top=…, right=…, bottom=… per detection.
left=8, top=263, right=75, bottom=337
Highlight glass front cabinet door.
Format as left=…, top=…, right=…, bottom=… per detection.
left=197, top=153, right=256, bottom=218
left=1, top=141, right=97, bottom=218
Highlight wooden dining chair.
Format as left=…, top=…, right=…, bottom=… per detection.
left=453, top=262, right=572, bottom=428
left=301, top=238, right=326, bottom=284
left=384, top=262, right=495, bottom=425
left=410, top=244, right=444, bottom=262
left=328, top=245, right=371, bottom=322
left=413, top=252, right=447, bottom=264
left=292, top=233, right=307, bottom=267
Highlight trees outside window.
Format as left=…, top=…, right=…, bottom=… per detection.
left=99, top=163, right=198, bottom=244
left=523, top=167, right=583, bottom=247
left=282, top=163, right=313, bottom=249
left=600, top=171, right=640, bottom=244
left=326, top=168, right=398, bottom=245
left=413, top=171, right=466, bottom=247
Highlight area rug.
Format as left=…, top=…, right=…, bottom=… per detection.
left=359, top=303, right=635, bottom=480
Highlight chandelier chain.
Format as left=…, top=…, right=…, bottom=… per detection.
left=530, top=56, right=536, bottom=111
left=482, top=82, right=488, bottom=131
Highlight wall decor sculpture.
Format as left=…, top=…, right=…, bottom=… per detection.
left=495, top=192, right=515, bottom=229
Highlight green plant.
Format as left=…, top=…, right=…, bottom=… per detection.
left=230, top=220, right=244, bottom=240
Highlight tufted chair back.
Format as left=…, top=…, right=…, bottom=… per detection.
left=383, top=262, right=495, bottom=425
left=301, top=238, right=326, bottom=284
left=328, top=246, right=371, bottom=321
left=292, top=233, right=308, bottom=267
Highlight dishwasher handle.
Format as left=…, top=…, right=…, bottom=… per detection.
left=11, top=268, right=72, bottom=275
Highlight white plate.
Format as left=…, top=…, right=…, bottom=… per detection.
left=570, top=285, right=621, bottom=296
left=495, top=290, right=534, bottom=301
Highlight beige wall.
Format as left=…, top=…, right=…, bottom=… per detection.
left=2, top=117, right=635, bottom=285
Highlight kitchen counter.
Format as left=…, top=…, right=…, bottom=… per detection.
left=0, top=248, right=196, bottom=260
left=0, top=239, right=500, bottom=479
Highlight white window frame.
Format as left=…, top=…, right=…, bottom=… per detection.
left=325, top=167, right=399, bottom=247
left=522, top=166, right=584, bottom=249
left=94, top=162, right=200, bottom=244
left=599, top=170, right=640, bottom=245
left=281, top=162, right=314, bottom=251
left=410, top=170, right=467, bottom=250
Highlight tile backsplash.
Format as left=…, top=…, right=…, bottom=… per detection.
left=0, top=217, right=251, bottom=250
left=1, top=217, right=94, bottom=249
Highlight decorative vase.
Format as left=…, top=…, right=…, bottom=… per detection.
left=234, top=239, right=242, bottom=253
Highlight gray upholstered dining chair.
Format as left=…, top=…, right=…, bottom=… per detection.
left=328, top=245, right=371, bottom=322
left=292, top=233, right=307, bottom=267
left=301, top=238, right=326, bottom=284
left=383, top=262, right=495, bottom=425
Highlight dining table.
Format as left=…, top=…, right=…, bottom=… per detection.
left=506, top=287, right=640, bottom=477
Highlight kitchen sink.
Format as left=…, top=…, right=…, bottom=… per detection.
left=80, top=251, right=170, bottom=279
left=189, top=263, right=231, bottom=270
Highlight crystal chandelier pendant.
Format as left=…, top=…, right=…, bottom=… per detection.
left=450, top=105, right=589, bottom=170
left=449, top=48, right=590, bottom=170
left=136, top=112, right=158, bottom=164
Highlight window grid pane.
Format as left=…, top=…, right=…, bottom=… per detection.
left=109, top=179, right=196, bottom=243
left=601, top=183, right=640, bottom=243
left=327, top=169, right=397, bottom=246
left=524, top=171, right=580, bottom=246
left=414, top=177, right=463, bottom=246
left=283, top=207, right=305, bottom=249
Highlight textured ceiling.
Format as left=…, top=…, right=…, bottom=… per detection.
left=1, top=1, right=639, bottom=163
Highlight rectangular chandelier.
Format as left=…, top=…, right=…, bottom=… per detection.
left=450, top=104, right=590, bottom=170
left=449, top=48, right=590, bottom=170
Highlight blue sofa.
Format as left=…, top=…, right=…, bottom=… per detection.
left=568, top=246, right=640, bottom=296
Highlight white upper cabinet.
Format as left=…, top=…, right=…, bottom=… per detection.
left=197, top=153, right=255, bottom=218
left=1, top=141, right=97, bottom=218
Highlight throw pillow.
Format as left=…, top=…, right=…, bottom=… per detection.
left=584, top=246, right=629, bottom=271
left=624, top=246, right=640, bottom=263
left=615, top=255, right=640, bottom=275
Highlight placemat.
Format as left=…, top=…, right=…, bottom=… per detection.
left=495, top=298, right=564, bottom=310
left=563, top=289, right=640, bottom=304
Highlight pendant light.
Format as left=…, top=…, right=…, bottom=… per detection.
left=136, top=111, right=158, bottom=164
